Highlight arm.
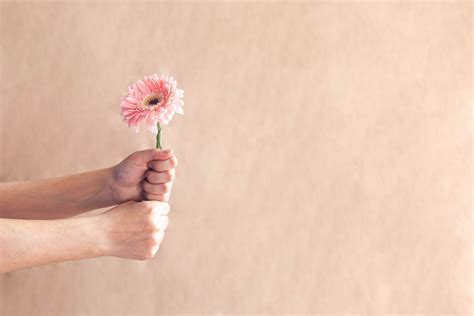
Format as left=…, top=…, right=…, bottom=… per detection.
left=0, top=200, right=170, bottom=273
left=0, top=148, right=178, bottom=219
left=0, top=216, right=103, bottom=272
left=0, top=168, right=113, bottom=219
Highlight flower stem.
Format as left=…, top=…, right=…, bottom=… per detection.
left=156, top=122, right=162, bottom=149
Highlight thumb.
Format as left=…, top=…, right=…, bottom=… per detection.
left=132, top=148, right=173, bottom=164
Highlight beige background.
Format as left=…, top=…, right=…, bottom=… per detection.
left=0, top=0, right=472, bottom=314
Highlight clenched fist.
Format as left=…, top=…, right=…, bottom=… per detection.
left=98, top=200, right=170, bottom=260
left=108, top=148, right=178, bottom=203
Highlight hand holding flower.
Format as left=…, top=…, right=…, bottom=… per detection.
left=108, top=148, right=178, bottom=204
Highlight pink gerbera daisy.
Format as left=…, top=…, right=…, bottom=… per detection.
left=120, top=74, right=184, bottom=135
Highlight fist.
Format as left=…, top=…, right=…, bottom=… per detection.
left=100, top=200, right=170, bottom=260
left=109, top=148, right=178, bottom=203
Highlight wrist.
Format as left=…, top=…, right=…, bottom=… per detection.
left=81, top=215, right=109, bottom=257
left=93, top=167, right=116, bottom=207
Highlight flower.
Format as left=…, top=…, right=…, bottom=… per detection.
left=120, top=74, right=184, bottom=135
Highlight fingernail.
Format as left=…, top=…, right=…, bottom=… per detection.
left=161, top=149, right=172, bottom=155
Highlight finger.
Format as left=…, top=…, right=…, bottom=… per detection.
left=151, top=230, right=165, bottom=245
left=147, top=244, right=160, bottom=258
left=140, top=200, right=170, bottom=215
left=151, top=215, right=169, bottom=231
left=147, top=155, right=178, bottom=172
left=143, top=192, right=171, bottom=202
left=152, top=149, right=174, bottom=161
left=132, top=148, right=173, bottom=164
left=142, top=180, right=173, bottom=195
left=145, top=169, right=175, bottom=184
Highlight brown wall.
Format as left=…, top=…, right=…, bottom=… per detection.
left=0, top=1, right=472, bottom=314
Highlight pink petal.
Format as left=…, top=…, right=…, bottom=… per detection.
left=137, top=80, right=150, bottom=95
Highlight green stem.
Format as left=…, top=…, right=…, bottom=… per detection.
left=156, top=122, right=162, bottom=149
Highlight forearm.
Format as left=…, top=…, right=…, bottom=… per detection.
left=0, top=216, right=105, bottom=273
left=0, top=168, right=115, bottom=219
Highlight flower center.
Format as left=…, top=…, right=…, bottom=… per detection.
left=143, top=94, right=164, bottom=108
left=148, top=97, right=161, bottom=105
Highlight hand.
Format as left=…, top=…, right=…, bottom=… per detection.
left=109, top=148, right=178, bottom=204
left=98, top=200, right=170, bottom=260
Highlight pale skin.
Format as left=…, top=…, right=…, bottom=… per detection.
left=0, top=148, right=178, bottom=273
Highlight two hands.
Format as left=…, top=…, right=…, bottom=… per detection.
left=0, top=148, right=178, bottom=272
left=100, top=148, right=178, bottom=260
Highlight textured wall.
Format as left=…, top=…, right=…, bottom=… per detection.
left=0, top=1, right=472, bottom=314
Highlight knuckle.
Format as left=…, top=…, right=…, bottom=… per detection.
left=152, top=184, right=162, bottom=193
left=158, top=203, right=170, bottom=215
left=145, top=170, right=155, bottom=182
left=156, top=184, right=165, bottom=194
left=170, top=157, right=178, bottom=167
left=145, top=254, right=153, bottom=260
left=136, top=201, right=152, bottom=213
left=139, top=249, right=155, bottom=261
left=144, top=202, right=156, bottom=213
left=151, top=231, right=164, bottom=245
left=154, top=195, right=165, bottom=202
left=161, top=182, right=171, bottom=192
left=137, top=250, right=152, bottom=261
left=145, top=215, right=159, bottom=228
left=144, top=219, right=157, bottom=232
left=158, top=216, right=169, bottom=230
left=142, top=181, right=151, bottom=192
left=146, top=209, right=155, bottom=219
left=164, top=171, right=173, bottom=182
left=149, top=161, right=159, bottom=171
